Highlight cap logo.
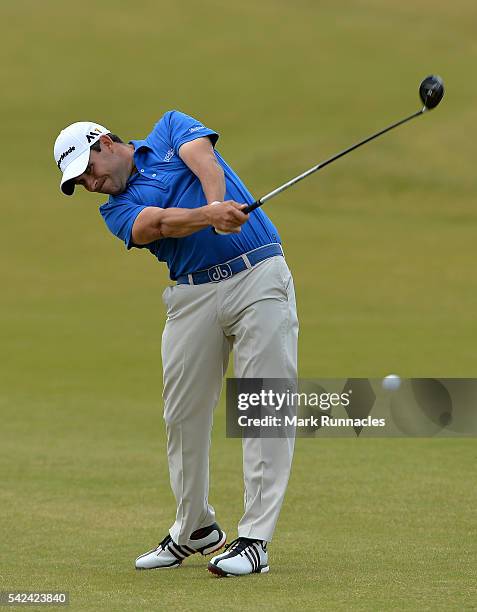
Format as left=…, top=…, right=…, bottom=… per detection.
left=86, top=127, right=104, bottom=143
left=57, top=145, right=76, bottom=169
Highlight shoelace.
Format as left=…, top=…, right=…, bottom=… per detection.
left=157, top=534, right=195, bottom=560
left=158, top=534, right=172, bottom=550
left=224, top=537, right=265, bottom=554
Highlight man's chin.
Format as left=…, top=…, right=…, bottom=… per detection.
left=103, top=183, right=126, bottom=196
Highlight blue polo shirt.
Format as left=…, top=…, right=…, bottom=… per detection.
left=99, top=110, right=281, bottom=280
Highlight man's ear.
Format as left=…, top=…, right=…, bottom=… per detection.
left=99, top=134, right=114, bottom=151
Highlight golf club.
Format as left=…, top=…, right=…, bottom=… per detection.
left=242, top=75, right=444, bottom=214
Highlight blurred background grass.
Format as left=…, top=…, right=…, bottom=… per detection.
left=1, top=0, right=476, bottom=610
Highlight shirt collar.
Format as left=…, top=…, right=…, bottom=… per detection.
left=129, top=139, right=151, bottom=152
left=127, top=140, right=152, bottom=184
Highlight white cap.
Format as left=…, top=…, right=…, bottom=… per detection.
left=54, top=122, right=110, bottom=195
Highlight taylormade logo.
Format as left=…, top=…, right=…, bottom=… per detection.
left=57, top=146, right=75, bottom=169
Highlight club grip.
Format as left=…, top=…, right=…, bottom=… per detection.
left=212, top=199, right=262, bottom=233
left=242, top=200, right=262, bottom=214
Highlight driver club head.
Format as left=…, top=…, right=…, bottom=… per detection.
left=419, top=75, right=444, bottom=110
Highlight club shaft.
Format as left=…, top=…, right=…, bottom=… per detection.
left=243, top=107, right=426, bottom=214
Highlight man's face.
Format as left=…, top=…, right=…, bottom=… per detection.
left=74, top=136, right=132, bottom=196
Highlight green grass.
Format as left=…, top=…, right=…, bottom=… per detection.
left=2, top=407, right=476, bottom=610
left=1, top=0, right=477, bottom=609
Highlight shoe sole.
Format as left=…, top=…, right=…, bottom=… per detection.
left=136, top=562, right=181, bottom=571
left=207, top=563, right=270, bottom=578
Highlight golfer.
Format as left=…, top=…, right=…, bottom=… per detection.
left=53, top=110, right=298, bottom=576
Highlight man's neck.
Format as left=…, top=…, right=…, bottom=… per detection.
left=127, top=143, right=138, bottom=177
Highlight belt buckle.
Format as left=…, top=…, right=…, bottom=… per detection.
left=207, top=263, right=233, bottom=283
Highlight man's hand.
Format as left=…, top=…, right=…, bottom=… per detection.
left=204, top=200, right=249, bottom=234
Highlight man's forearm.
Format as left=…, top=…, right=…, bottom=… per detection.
left=158, top=207, right=211, bottom=238
left=178, top=137, right=226, bottom=204
left=196, top=158, right=226, bottom=204
left=133, top=200, right=249, bottom=243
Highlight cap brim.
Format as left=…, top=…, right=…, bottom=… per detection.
left=60, top=149, right=90, bottom=195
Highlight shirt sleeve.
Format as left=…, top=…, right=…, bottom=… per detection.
left=165, top=110, right=219, bottom=154
left=99, top=198, right=150, bottom=250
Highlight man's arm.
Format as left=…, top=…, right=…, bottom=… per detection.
left=131, top=201, right=248, bottom=244
left=178, top=137, right=225, bottom=204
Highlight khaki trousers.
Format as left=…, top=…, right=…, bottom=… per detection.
left=161, top=255, right=298, bottom=544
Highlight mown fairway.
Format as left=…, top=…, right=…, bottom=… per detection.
left=1, top=0, right=476, bottom=610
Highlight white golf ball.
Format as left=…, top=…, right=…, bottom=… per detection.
left=382, top=374, right=401, bottom=391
